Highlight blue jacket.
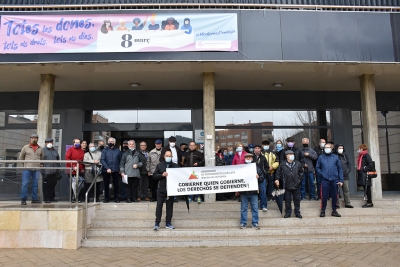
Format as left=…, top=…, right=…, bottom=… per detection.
left=100, top=147, right=122, bottom=172
left=224, top=155, right=233, bottom=165
left=315, top=153, right=344, bottom=183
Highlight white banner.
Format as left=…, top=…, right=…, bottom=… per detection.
left=166, top=163, right=259, bottom=196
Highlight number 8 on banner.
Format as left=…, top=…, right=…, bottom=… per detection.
left=121, top=34, right=132, bottom=48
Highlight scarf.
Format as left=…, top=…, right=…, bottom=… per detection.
left=357, top=150, right=368, bottom=170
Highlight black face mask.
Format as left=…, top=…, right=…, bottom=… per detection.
left=99, top=145, right=105, bottom=150
left=302, top=144, right=309, bottom=148
left=123, top=145, right=128, bottom=151
left=108, top=143, right=114, bottom=147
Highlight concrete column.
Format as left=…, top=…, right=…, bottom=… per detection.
left=37, top=74, right=55, bottom=147
left=203, top=72, right=216, bottom=202
left=360, top=74, right=382, bottom=200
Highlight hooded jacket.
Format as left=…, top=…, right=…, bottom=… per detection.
left=335, top=144, right=351, bottom=180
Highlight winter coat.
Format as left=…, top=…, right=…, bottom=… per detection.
left=160, top=145, right=182, bottom=166
left=232, top=152, right=246, bottom=165
left=279, top=146, right=305, bottom=167
left=224, top=154, right=234, bottom=165
left=65, top=146, right=85, bottom=175
left=315, top=153, right=344, bottom=183
left=139, top=150, right=149, bottom=175
left=275, top=160, right=304, bottom=190
left=146, top=148, right=162, bottom=175
left=240, top=165, right=265, bottom=195
left=252, top=154, right=269, bottom=176
left=216, top=152, right=226, bottom=166
left=42, top=147, right=60, bottom=176
left=262, top=150, right=279, bottom=175
left=153, top=161, right=180, bottom=193
left=119, top=149, right=144, bottom=178
left=357, top=153, right=374, bottom=187
left=83, top=150, right=103, bottom=183
left=300, top=147, right=318, bottom=172
left=183, top=150, right=205, bottom=167
left=20, top=144, right=44, bottom=169
left=337, top=153, right=351, bottom=180
left=100, top=146, right=121, bottom=172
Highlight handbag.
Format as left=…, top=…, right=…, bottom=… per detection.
left=88, top=152, right=101, bottom=175
left=367, top=161, right=377, bottom=178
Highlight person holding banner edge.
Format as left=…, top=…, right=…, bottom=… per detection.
left=153, top=151, right=180, bottom=230
left=236, top=153, right=264, bottom=230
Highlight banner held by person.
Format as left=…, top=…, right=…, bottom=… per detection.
left=167, top=163, right=258, bottom=196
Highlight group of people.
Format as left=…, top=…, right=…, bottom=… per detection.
left=18, top=133, right=375, bottom=231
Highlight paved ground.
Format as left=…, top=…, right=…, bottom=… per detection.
left=0, top=243, right=399, bottom=267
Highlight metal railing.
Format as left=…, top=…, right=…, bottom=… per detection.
left=83, top=163, right=101, bottom=239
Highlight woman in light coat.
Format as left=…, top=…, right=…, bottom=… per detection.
left=83, top=143, right=103, bottom=202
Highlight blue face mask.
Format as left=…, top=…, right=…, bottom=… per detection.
left=74, top=143, right=81, bottom=148
left=276, top=144, right=282, bottom=151
left=89, top=147, right=96, bottom=152
left=249, top=148, right=254, bottom=152
left=228, top=151, right=233, bottom=155
left=165, top=157, right=172, bottom=163
left=263, top=146, right=269, bottom=151
left=223, top=152, right=227, bottom=156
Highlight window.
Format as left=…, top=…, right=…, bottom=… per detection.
left=234, top=134, right=240, bottom=138
left=7, top=114, right=60, bottom=124
left=216, top=136, right=219, bottom=140
left=220, top=136, right=226, bottom=139
left=241, top=132, right=248, bottom=136
left=220, top=143, right=226, bottom=146
left=227, top=135, right=233, bottom=139
left=227, top=142, right=233, bottom=145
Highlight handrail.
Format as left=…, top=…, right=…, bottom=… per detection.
left=83, top=165, right=100, bottom=239
left=0, top=3, right=399, bottom=12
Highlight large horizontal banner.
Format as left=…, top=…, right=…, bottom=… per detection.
left=0, top=13, right=238, bottom=54
left=167, top=163, right=259, bottom=196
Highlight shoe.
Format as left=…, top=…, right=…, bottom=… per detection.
left=188, top=198, right=193, bottom=203
left=78, top=199, right=82, bottom=203
left=95, top=198, right=100, bottom=202
left=137, top=198, right=141, bottom=202
left=103, top=199, right=109, bottom=203
left=331, top=211, right=341, bottom=217
left=362, top=203, right=373, bottom=208
left=310, top=198, right=316, bottom=201
left=144, top=197, right=151, bottom=201
left=166, top=223, right=175, bottom=229
left=252, top=224, right=260, bottom=230
left=315, top=198, right=320, bottom=201
left=45, top=200, right=51, bottom=204
left=197, top=197, right=202, bottom=203
left=238, top=199, right=241, bottom=202
left=284, top=214, right=291, bottom=218
left=301, top=198, right=306, bottom=201
left=150, top=199, right=156, bottom=202
left=345, top=205, right=354, bottom=208
left=320, top=211, right=325, bottom=217
left=154, top=222, right=159, bottom=231
left=51, top=199, right=58, bottom=203
left=115, top=198, right=120, bottom=203
left=31, top=200, right=40, bottom=204
left=295, top=214, right=303, bottom=219
left=262, top=208, right=267, bottom=212
left=239, top=224, right=246, bottom=229
left=174, top=199, right=179, bottom=203
left=21, top=200, right=27, bottom=205
left=126, top=199, right=132, bottom=203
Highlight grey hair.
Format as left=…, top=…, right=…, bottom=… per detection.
left=302, top=138, right=309, bottom=142
left=89, top=143, right=95, bottom=147
left=108, top=137, right=116, bottom=143
left=128, top=140, right=135, bottom=145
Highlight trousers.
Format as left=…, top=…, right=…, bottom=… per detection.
left=155, top=191, right=174, bottom=223
left=321, top=180, right=339, bottom=211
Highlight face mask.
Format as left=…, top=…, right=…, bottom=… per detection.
left=288, top=142, right=294, bottom=147
left=245, top=159, right=252, bottom=164
left=288, top=155, right=295, bottom=161
left=320, top=143, right=326, bottom=149
left=165, top=157, right=172, bottom=163
left=108, top=143, right=114, bottom=147
left=170, top=142, right=175, bottom=148
left=74, top=143, right=81, bottom=148
left=338, top=148, right=344, bottom=154
left=223, top=152, right=227, bottom=156
left=228, top=151, right=233, bottom=155
left=249, top=148, right=254, bottom=152
left=46, top=143, right=53, bottom=149
left=302, top=144, right=308, bottom=148
left=357, top=149, right=362, bottom=154
left=89, top=147, right=96, bottom=152
left=130, top=147, right=135, bottom=151
left=263, top=146, right=269, bottom=150
left=99, top=145, right=105, bottom=150
left=31, top=140, right=38, bottom=145
left=324, top=148, right=332, bottom=154
left=123, top=145, right=128, bottom=150
left=236, top=147, right=243, bottom=152
left=276, top=144, right=282, bottom=149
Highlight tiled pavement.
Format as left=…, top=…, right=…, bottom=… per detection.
left=0, top=243, right=399, bottom=267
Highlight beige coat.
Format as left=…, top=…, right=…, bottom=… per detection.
left=83, top=150, right=103, bottom=183
left=19, top=144, right=44, bottom=168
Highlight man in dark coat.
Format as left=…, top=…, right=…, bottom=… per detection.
left=153, top=151, right=180, bottom=230
left=279, top=137, right=305, bottom=167
left=42, top=137, right=61, bottom=203
left=275, top=150, right=304, bottom=219
left=160, top=136, right=182, bottom=167
left=252, top=145, right=269, bottom=211
left=336, top=144, right=353, bottom=208
left=313, top=138, right=326, bottom=200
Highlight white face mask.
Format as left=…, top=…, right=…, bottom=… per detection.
left=236, top=147, right=243, bottom=152
left=324, top=148, right=332, bottom=154
left=288, top=155, right=294, bottom=161
left=245, top=159, right=252, bottom=164
left=46, top=143, right=53, bottom=149
left=338, top=148, right=344, bottom=154
left=320, top=143, right=326, bottom=149
left=357, top=149, right=362, bottom=154
left=169, top=142, right=175, bottom=148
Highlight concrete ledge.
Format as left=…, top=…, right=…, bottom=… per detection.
left=0, top=203, right=98, bottom=249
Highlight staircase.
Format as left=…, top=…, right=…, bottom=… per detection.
left=81, top=198, right=400, bottom=247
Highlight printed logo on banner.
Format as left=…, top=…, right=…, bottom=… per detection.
left=188, top=170, right=199, bottom=180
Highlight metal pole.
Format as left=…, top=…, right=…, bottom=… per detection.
left=383, top=112, right=391, bottom=173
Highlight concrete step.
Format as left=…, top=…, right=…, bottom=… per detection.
left=81, top=233, right=400, bottom=248
left=94, top=207, right=398, bottom=219
left=87, top=223, right=400, bottom=238
left=90, top=215, right=400, bottom=228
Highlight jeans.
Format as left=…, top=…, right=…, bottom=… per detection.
left=21, top=170, right=39, bottom=201
left=301, top=172, right=315, bottom=199
left=266, top=173, right=274, bottom=198
left=258, top=179, right=267, bottom=209
left=240, top=194, right=259, bottom=226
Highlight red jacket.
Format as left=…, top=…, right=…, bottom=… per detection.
left=232, top=152, right=246, bottom=165
left=65, top=147, right=85, bottom=175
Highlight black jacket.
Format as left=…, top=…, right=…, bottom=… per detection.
left=337, top=153, right=351, bottom=180
left=275, top=160, right=304, bottom=190
left=240, top=166, right=265, bottom=195
left=183, top=150, right=205, bottom=167
left=252, top=153, right=269, bottom=176
left=357, top=153, right=374, bottom=187
left=279, top=146, right=305, bottom=167
left=313, top=146, right=323, bottom=168
left=153, top=161, right=180, bottom=193
left=160, top=145, right=183, bottom=166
